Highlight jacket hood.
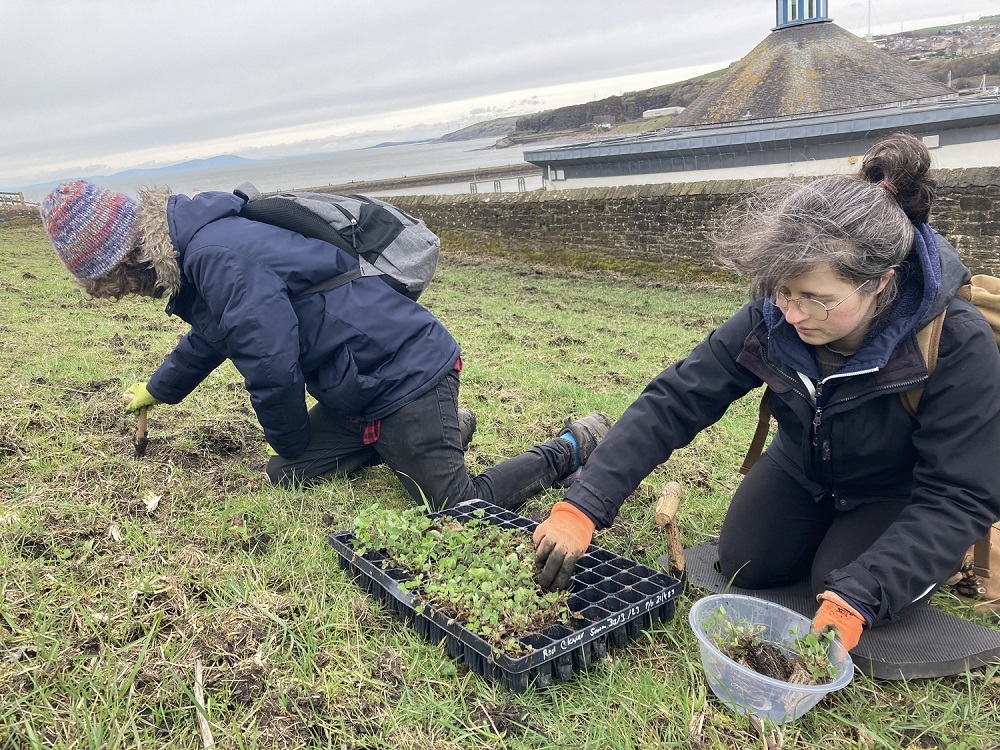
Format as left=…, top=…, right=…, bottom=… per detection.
left=166, top=190, right=245, bottom=251
left=763, top=224, right=969, bottom=379
left=136, top=186, right=181, bottom=297
left=918, top=231, right=971, bottom=326
left=135, top=188, right=246, bottom=298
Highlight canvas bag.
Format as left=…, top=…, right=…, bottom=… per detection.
left=233, top=182, right=440, bottom=300
left=741, top=275, right=1000, bottom=614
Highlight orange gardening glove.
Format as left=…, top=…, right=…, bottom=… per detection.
left=533, top=501, right=595, bottom=591
left=811, top=590, right=866, bottom=651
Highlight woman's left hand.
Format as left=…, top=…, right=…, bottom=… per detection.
left=811, top=590, right=866, bottom=651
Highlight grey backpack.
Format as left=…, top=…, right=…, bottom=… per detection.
left=234, top=182, right=439, bottom=300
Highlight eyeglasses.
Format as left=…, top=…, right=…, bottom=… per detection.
left=774, top=280, right=870, bottom=321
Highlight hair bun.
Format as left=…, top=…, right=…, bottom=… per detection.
left=859, top=133, right=935, bottom=224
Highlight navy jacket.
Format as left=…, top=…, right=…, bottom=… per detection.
left=565, top=229, right=1000, bottom=623
left=145, top=190, right=461, bottom=458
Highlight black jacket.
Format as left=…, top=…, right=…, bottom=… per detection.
left=565, top=230, right=1000, bottom=623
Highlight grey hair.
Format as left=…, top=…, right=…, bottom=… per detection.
left=715, top=133, right=935, bottom=315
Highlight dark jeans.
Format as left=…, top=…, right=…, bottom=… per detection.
left=717, top=452, right=909, bottom=597
left=266, top=371, right=574, bottom=511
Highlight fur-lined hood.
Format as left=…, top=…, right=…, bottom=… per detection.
left=136, top=186, right=181, bottom=297
left=134, top=186, right=246, bottom=298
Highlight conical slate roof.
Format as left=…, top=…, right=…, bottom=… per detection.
left=673, top=21, right=953, bottom=127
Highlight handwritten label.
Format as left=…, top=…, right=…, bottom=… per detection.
left=559, top=630, right=587, bottom=649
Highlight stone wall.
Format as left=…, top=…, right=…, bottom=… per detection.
left=932, top=169, right=1000, bottom=274
left=0, top=204, right=40, bottom=226
left=391, top=167, right=1000, bottom=276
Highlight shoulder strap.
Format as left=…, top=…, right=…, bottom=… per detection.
left=297, top=267, right=363, bottom=297
left=740, top=386, right=773, bottom=475
left=239, top=196, right=357, bottom=257
left=972, top=524, right=996, bottom=579
left=900, top=307, right=948, bottom=417
left=900, top=280, right=988, bottom=416
left=915, top=309, right=946, bottom=373
left=236, top=191, right=367, bottom=299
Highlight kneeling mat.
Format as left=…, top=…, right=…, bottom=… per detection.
left=676, top=538, right=1000, bottom=680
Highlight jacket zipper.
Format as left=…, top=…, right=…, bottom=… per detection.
left=820, top=375, right=929, bottom=411
left=812, top=381, right=823, bottom=446
left=760, top=330, right=930, bottom=486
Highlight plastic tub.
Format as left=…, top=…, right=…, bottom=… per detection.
left=689, top=594, right=854, bottom=723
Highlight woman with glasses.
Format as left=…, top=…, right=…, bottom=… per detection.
left=533, top=133, right=1000, bottom=652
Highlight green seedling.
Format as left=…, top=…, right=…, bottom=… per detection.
left=352, top=505, right=577, bottom=656
left=789, top=626, right=839, bottom=683
left=705, top=606, right=836, bottom=685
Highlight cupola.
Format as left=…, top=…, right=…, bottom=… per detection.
left=774, top=0, right=830, bottom=29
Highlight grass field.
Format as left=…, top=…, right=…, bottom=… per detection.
left=1, top=220, right=998, bottom=749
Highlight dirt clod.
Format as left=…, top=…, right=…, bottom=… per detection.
left=723, top=635, right=815, bottom=685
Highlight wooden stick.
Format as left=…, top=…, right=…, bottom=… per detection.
left=193, top=658, right=215, bottom=749
left=134, top=406, right=149, bottom=458
left=655, top=481, right=686, bottom=578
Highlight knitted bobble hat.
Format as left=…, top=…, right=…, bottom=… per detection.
left=40, top=181, right=139, bottom=280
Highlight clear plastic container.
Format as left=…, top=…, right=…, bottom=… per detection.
left=689, top=594, right=854, bottom=723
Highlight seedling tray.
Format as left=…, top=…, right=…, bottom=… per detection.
left=329, top=499, right=681, bottom=692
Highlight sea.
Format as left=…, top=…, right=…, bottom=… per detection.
left=20, top=137, right=564, bottom=202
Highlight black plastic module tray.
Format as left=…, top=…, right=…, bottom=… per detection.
left=329, top=499, right=682, bottom=692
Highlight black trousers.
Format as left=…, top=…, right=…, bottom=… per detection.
left=717, top=452, right=909, bottom=597
left=265, top=371, right=574, bottom=511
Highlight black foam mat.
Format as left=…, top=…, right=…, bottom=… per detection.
left=675, top=538, right=1000, bottom=680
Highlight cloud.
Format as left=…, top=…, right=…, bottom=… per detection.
left=2, top=0, right=997, bottom=186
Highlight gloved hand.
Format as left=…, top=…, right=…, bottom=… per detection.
left=265, top=442, right=278, bottom=457
left=122, top=383, right=161, bottom=412
left=533, top=501, right=595, bottom=591
left=811, top=590, right=866, bottom=651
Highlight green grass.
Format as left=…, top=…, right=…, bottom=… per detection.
left=1, top=221, right=998, bottom=749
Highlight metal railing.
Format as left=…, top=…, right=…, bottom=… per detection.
left=469, top=176, right=529, bottom=194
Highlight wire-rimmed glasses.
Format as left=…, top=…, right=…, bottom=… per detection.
left=774, top=280, right=870, bottom=321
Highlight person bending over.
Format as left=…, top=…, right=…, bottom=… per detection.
left=532, top=133, right=1000, bottom=651
left=40, top=180, right=611, bottom=511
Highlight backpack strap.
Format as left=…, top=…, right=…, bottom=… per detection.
left=740, top=386, right=773, bottom=475
left=900, top=308, right=947, bottom=416
left=239, top=195, right=357, bottom=256
left=236, top=191, right=365, bottom=299
left=900, top=280, right=989, bottom=416
left=298, top=267, right=363, bottom=296
left=972, top=524, right=996, bottom=579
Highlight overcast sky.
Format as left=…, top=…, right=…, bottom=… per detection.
left=2, top=1, right=998, bottom=187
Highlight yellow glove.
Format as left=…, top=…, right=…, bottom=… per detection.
left=123, top=383, right=161, bottom=412
left=533, top=501, right=595, bottom=590
left=811, top=591, right=866, bottom=651
left=265, top=442, right=278, bottom=457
